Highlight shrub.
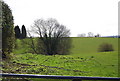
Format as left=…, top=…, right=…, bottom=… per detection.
left=98, top=43, right=114, bottom=52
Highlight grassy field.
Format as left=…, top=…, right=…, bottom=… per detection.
left=70, top=37, right=118, bottom=55
left=13, top=37, right=118, bottom=55
left=2, top=37, right=119, bottom=81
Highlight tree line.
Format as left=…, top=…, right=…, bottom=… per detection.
left=77, top=32, right=100, bottom=37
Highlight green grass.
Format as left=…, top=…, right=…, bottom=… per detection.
left=10, top=52, right=118, bottom=77
left=13, top=37, right=118, bottom=55
left=70, top=37, right=118, bottom=55
left=2, top=37, right=119, bottom=81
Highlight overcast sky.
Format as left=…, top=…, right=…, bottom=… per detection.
left=3, top=0, right=119, bottom=37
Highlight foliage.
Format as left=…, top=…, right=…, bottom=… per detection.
left=21, top=38, right=38, bottom=54
left=2, top=1, right=15, bottom=59
left=14, top=25, right=27, bottom=39
left=21, top=25, right=27, bottom=39
left=98, top=43, right=114, bottom=52
left=14, top=25, right=21, bottom=39
left=30, top=18, right=71, bottom=55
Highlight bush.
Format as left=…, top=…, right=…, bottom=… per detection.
left=98, top=43, right=114, bottom=52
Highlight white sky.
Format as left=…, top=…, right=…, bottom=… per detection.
left=3, top=0, right=119, bottom=37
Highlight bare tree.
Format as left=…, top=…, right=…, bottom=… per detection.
left=30, top=18, right=71, bottom=55
left=77, top=33, right=86, bottom=37
left=95, top=34, right=100, bottom=37
left=88, top=32, right=94, bottom=37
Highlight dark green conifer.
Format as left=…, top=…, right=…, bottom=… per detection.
left=14, top=25, right=21, bottom=38
left=21, top=25, right=27, bottom=39
left=2, top=1, right=15, bottom=59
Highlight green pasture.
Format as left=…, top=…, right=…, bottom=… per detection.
left=2, top=37, right=119, bottom=81
left=10, top=51, right=118, bottom=77
left=13, top=37, right=118, bottom=55
left=70, top=37, right=118, bottom=55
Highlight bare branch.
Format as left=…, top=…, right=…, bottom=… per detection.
left=29, top=18, right=71, bottom=55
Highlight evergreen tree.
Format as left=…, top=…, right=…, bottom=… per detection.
left=2, top=1, right=15, bottom=59
left=14, top=25, right=21, bottom=38
left=21, top=25, right=27, bottom=38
